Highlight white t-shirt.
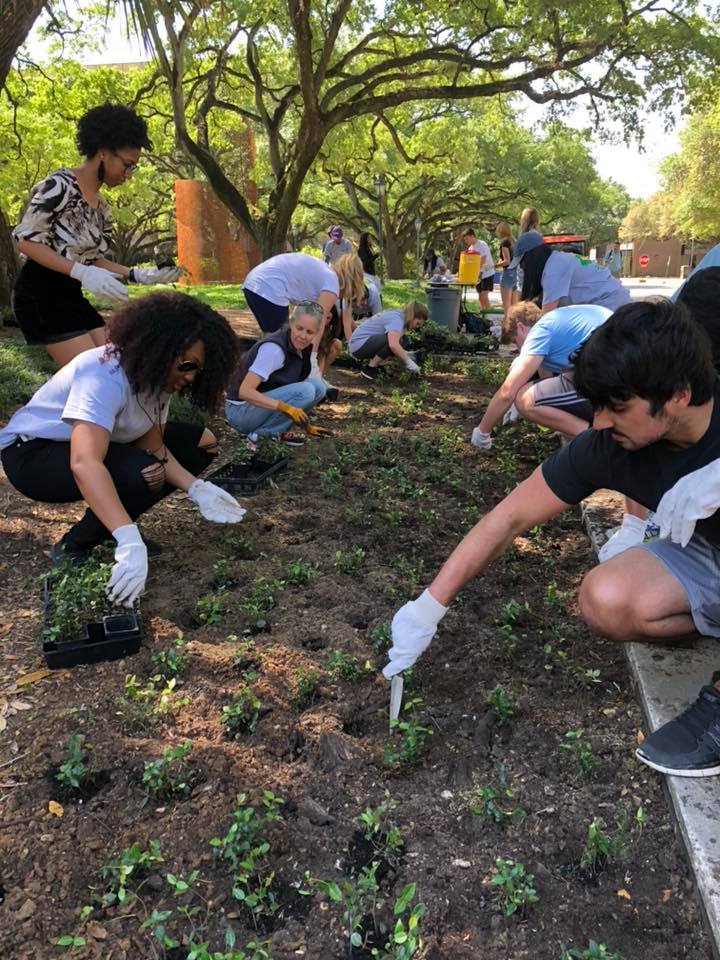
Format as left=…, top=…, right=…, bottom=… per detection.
left=541, top=251, right=629, bottom=311
left=469, top=240, right=495, bottom=279
left=0, top=346, right=169, bottom=450
left=348, top=309, right=404, bottom=354
left=243, top=253, right=339, bottom=306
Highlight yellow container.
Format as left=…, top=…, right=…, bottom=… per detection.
left=458, top=250, right=481, bottom=285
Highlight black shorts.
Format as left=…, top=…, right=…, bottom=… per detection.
left=476, top=276, right=494, bottom=293
left=12, top=259, right=105, bottom=346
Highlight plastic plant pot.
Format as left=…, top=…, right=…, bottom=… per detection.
left=207, top=456, right=288, bottom=495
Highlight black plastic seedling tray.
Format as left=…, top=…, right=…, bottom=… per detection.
left=207, top=457, right=288, bottom=495
left=42, top=578, right=142, bottom=669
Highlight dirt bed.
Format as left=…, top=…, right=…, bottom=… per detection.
left=0, top=356, right=711, bottom=960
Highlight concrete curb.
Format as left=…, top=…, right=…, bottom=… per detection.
left=582, top=491, right=720, bottom=957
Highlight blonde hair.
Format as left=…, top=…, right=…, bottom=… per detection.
left=502, top=300, right=541, bottom=343
left=403, top=300, right=428, bottom=327
left=496, top=221, right=512, bottom=241
left=332, top=253, right=366, bottom=305
left=519, top=207, right=540, bottom=234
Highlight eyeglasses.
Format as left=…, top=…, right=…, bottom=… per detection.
left=292, top=300, right=324, bottom=321
left=177, top=359, right=203, bottom=373
left=112, top=151, right=139, bottom=174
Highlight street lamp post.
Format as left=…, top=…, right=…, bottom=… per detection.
left=414, top=215, right=422, bottom=288
left=373, top=173, right=386, bottom=281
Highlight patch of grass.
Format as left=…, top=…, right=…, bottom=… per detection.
left=0, top=338, right=55, bottom=420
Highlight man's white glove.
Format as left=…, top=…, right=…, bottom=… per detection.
left=107, top=524, right=147, bottom=607
left=503, top=403, right=519, bottom=425
left=70, top=262, right=128, bottom=303
left=655, top=459, right=720, bottom=547
left=598, top=513, right=647, bottom=563
left=404, top=359, right=421, bottom=375
left=130, top=266, right=182, bottom=285
left=471, top=427, right=492, bottom=450
left=188, top=479, right=246, bottom=523
left=382, top=589, right=448, bottom=679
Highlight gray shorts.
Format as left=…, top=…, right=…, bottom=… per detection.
left=640, top=534, right=720, bottom=637
left=528, top=370, right=592, bottom=422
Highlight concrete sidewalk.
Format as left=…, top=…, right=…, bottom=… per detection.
left=582, top=493, right=720, bottom=956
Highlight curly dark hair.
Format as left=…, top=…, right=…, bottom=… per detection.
left=75, top=103, right=152, bottom=157
left=105, top=292, right=240, bottom=413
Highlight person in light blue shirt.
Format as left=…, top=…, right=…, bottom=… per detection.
left=603, top=241, right=623, bottom=278
left=470, top=300, right=611, bottom=449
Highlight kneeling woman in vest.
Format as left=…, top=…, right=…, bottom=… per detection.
left=225, top=301, right=326, bottom=446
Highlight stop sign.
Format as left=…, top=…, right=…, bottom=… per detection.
left=638, top=253, right=650, bottom=268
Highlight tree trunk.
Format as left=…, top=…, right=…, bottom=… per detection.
left=384, top=231, right=406, bottom=279
left=0, top=0, right=47, bottom=89
left=0, top=205, right=18, bottom=316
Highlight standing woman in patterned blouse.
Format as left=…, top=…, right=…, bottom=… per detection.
left=12, top=103, right=180, bottom=367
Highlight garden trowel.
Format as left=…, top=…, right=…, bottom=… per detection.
left=389, top=674, right=404, bottom=731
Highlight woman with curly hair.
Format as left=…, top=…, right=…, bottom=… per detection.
left=0, top=292, right=244, bottom=606
left=12, top=102, right=180, bottom=367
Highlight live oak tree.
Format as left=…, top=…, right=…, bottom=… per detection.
left=119, top=0, right=718, bottom=258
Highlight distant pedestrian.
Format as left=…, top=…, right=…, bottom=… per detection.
left=604, top=241, right=623, bottom=279
left=421, top=246, right=447, bottom=278
left=357, top=232, right=380, bottom=279
left=322, top=226, right=353, bottom=265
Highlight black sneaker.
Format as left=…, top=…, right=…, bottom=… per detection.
left=360, top=365, right=380, bottom=381
left=636, top=677, right=720, bottom=777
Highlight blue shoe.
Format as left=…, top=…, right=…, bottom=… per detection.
left=636, top=677, right=720, bottom=777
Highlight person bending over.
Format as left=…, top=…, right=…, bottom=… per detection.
left=0, top=292, right=244, bottom=606
left=510, top=232, right=628, bottom=315
left=242, top=252, right=339, bottom=334
left=470, top=301, right=610, bottom=450
left=349, top=302, right=428, bottom=381
left=12, top=103, right=180, bottom=367
left=384, top=299, right=720, bottom=778
left=225, top=302, right=326, bottom=447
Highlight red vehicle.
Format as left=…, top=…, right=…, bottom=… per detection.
left=543, top=233, right=589, bottom=256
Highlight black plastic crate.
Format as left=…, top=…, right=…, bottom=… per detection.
left=41, top=578, right=141, bottom=668
left=207, top=457, right=288, bottom=495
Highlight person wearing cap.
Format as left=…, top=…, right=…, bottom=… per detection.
left=510, top=232, right=629, bottom=314
left=470, top=300, right=611, bottom=450
left=322, top=226, right=353, bottom=265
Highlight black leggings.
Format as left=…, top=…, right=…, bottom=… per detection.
left=1, top=421, right=214, bottom=550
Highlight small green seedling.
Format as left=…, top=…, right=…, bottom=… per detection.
left=312, top=862, right=383, bottom=955
left=55, top=733, right=92, bottom=790
left=327, top=648, right=363, bottom=683
left=369, top=622, right=391, bottom=652
left=196, top=587, right=228, bottom=625
left=293, top=667, right=323, bottom=710
left=560, top=941, right=622, bottom=960
left=222, top=687, right=262, bottom=737
left=141, top=741, right=195, bottom=802
left=100, top=839, right=163, bottom=904
left=469, top=763, right=525, bottom=826
left=333, top=546, right=365, bottom=574
left=210, top=791, right=283, bottom=871
left=186, top=940, right=271, bottom=960
left=357, top=791, right=404, bottom=867
left=116, top=674, right=187, bottom=728
left=488, top=684, right=517, bottom=725
left=580, top=817, right=626, bottom=877
left=373, top=882, right=426, bottom=959
left=151, top=631, right=188, bottom=680
left=140, top=908, right=180, bottom=951
left=489, top=858, right=538, bottom=916
left=43, top=558, right=126, bottom=641
left=254, top=433, right=284, bottom=464
left=384, top=698, right=432, bottom=766
left=560, top=729, right=596, bottom=776
left=284, top=558, right=319, bottom=585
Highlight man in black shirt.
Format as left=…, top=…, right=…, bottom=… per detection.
left=383, top=299, right=720, bottom=777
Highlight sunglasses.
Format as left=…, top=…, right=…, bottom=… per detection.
left=112, top=150, right=139, bottom=173
left=177, top=359, right=203, bottom=373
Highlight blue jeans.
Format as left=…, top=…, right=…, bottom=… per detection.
left=224, top=379, right=326, bottom=436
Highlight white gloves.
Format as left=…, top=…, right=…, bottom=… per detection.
left=404, top=359, right=421, bottom=375
left=70, top=262, right=128, bottom=303
left=655, top=460, right=720, bottom=547
left=382, top=589, right=448, bottom=679
left=188, top=480, right=246, bottom=523
left=107, top=524, right=147, bottom=607
left=471, top=427, right=492, bottom=450
left=503, top=403, right=519, bottom=425
left=130, top=266, right=182, bottom=285
left=598, top=513, right=647, bottom=562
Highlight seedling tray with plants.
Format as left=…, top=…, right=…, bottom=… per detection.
left=207, top=433, right=288, bottom=495
left=42, top=561, right=141, bottom=669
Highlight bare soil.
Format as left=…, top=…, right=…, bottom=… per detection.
left=0, top=356, right=711, bottom=960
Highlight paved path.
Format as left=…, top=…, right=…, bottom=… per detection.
left=582, top=493, right=720, bottom=957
